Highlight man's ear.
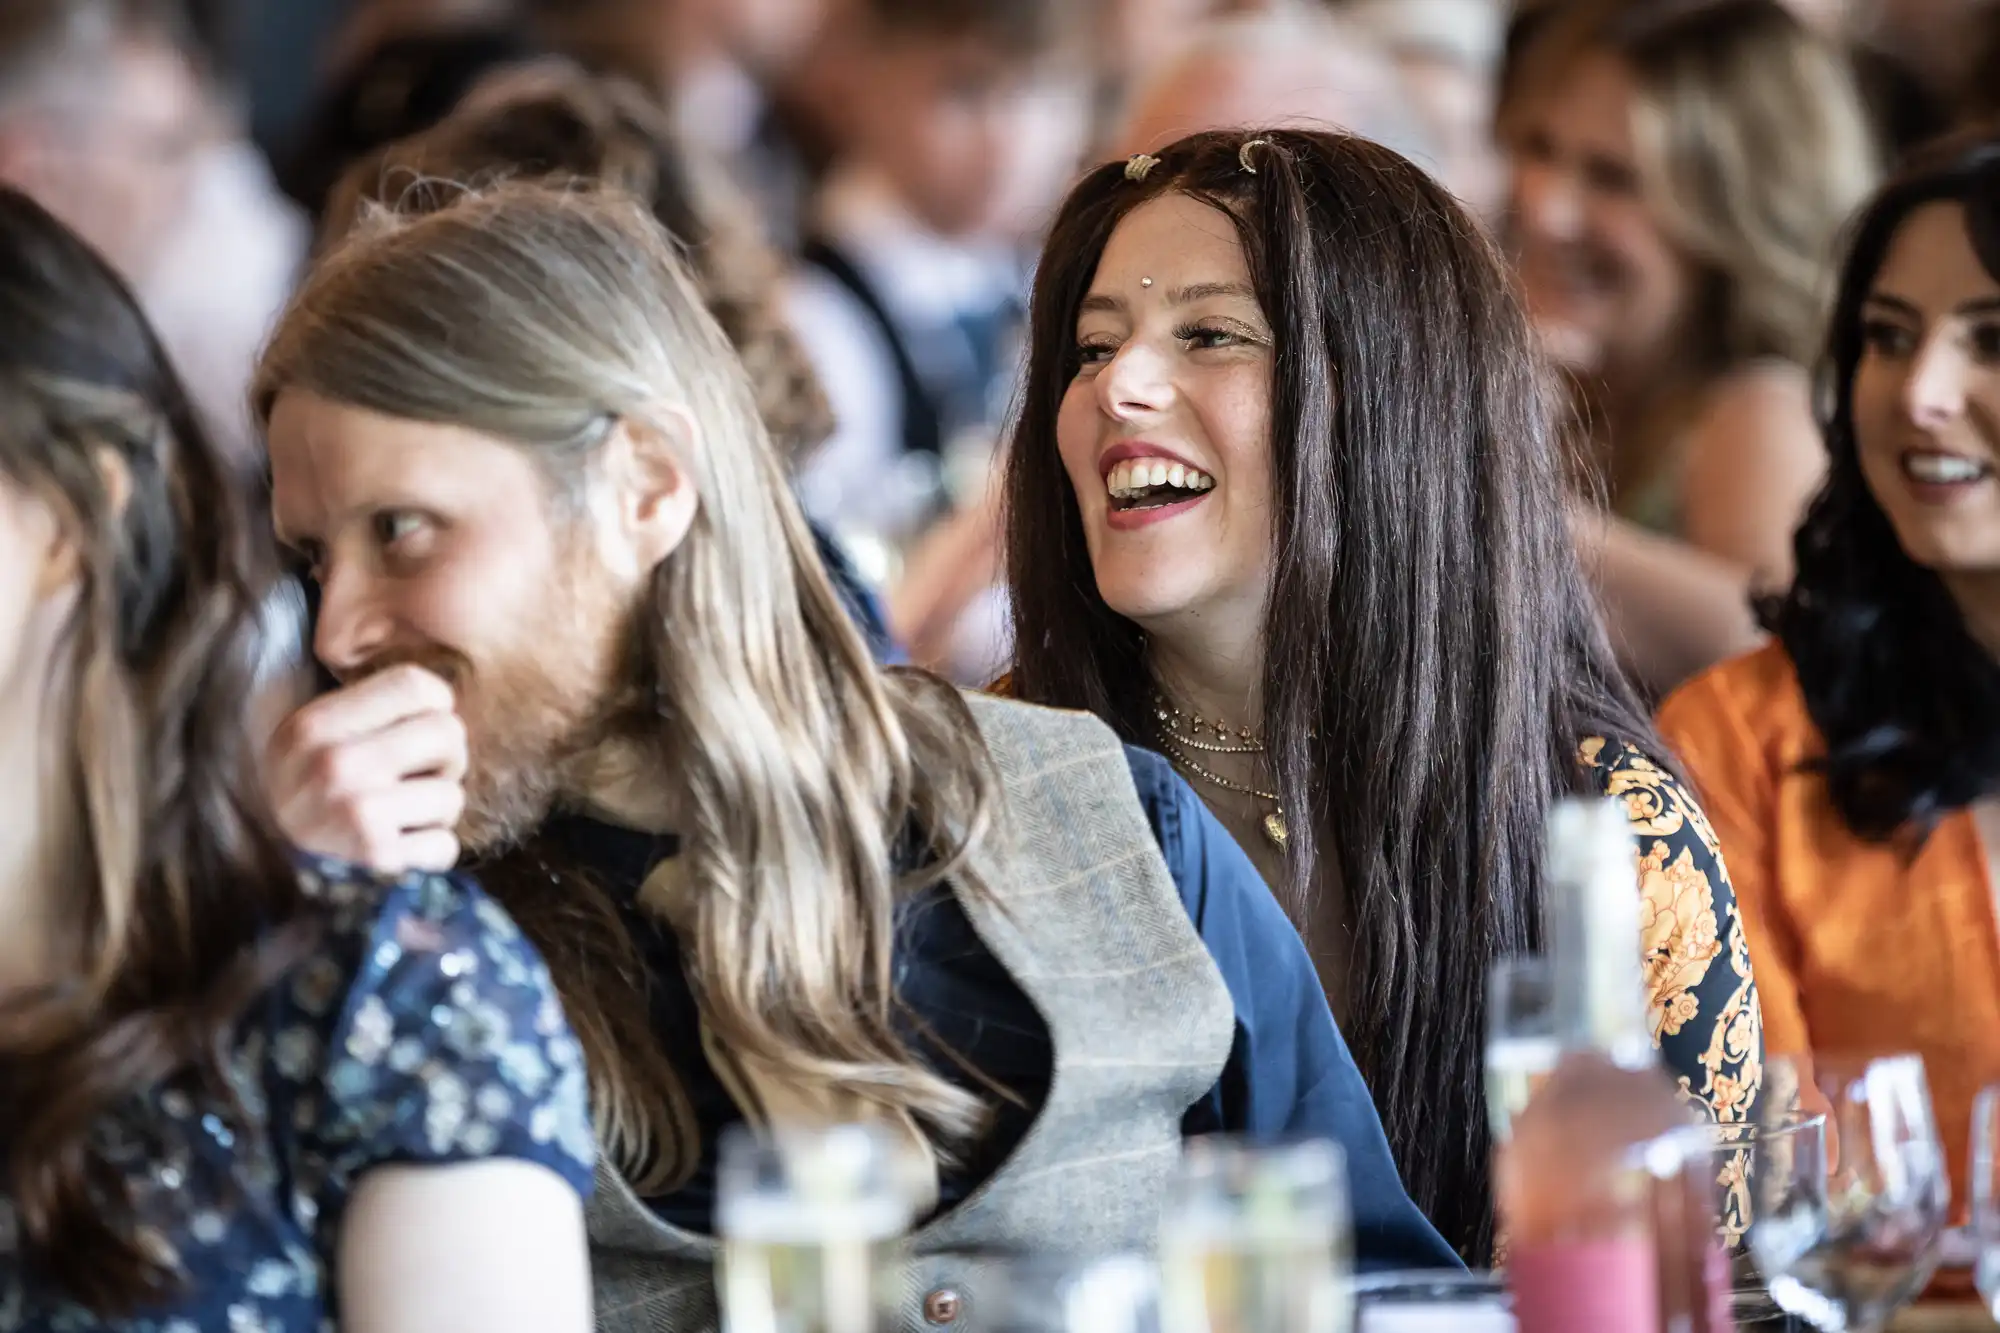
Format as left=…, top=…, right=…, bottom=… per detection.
left=600, top=410, right=700, bottom=575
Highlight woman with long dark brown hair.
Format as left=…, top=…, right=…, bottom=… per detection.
left=1003, top=128, right=1762, bottom=1260
left=0, top=187, right=593, bottom=1330
left=1661, top=130, right=2000, bottom=1234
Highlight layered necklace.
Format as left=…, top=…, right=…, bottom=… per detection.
left=1150, top=691, right=1288, bottom=849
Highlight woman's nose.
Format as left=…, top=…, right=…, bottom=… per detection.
left=1096, top=338, right=1173, bottom=420
left=1903, top=333, right=1969, bottom=433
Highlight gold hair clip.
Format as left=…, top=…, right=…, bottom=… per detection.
left=1238, top=138, right=1271, bottom=174
left=1124, top=153, right=1161, bottom=182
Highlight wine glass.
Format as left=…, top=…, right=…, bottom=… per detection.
left=1694, top=1120, right=1788, bottom=1325
left=1748, top=1054, right=1949, bottom=1332
left=1159, top=1138, right=1353, bottom=1333
left=1969, top=1084, right=2000, bottom=1316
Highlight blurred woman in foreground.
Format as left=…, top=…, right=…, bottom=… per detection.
left=0, top=186, right=593, bottom=1331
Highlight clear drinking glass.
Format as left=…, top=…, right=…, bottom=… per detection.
left=1695, top=1121, right=1788, bottom=1325
left=716, top=1122, right=924, bottom=1333
left=978, top=1251, right=1163, bottom=1333
left=1969, top=1084, right=2000, bottom=1317
left=1159, top=1138, right=1353, bottom=1333
left=1484, top=955, right=1560, bottom=1144
left=1748, top=1055, right=1949, bottom=1333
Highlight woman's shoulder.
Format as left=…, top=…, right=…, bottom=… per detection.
left=1575, top=734, right=1762, bottom=1124
left=288, top=855, right=544, bottom=992
left=257, top=857, right=594, bottom=1187
left=1576, top=734, right=1714, bottom=838
left=1575, top=733, right=1732, bottom=868
left=1682, top=361, right=1819, bottom=473
left=1692, top=359, right=1812, bottom=433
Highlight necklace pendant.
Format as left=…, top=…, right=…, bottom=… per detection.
left=1263, top=809, right=1288, bottom=849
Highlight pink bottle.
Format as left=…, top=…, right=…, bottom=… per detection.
left=1497, top=799, right=1731, bottom=1333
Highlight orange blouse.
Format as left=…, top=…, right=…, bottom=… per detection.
left=1658, top=641, right=2000, bottom=1213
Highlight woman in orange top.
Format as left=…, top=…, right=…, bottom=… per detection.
left=1658, top=132, right=2000, bottom=1211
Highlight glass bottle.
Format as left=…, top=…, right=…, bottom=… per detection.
left=1496, top=798, right=1731, bottom=1333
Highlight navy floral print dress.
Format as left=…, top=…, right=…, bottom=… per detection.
left=0, top=858, right=596, bottom=1331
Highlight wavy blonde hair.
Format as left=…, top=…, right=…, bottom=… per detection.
left=1510, top=0, right=1878, bottom=374
left=252, top=183, right=1001, bottom=1191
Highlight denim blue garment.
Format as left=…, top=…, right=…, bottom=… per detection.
left=1122, top=746, right=1460, bottom=1273
left=541, top=748, right=1460, bottom=1276
left=0, top=860, right=595, bottom=1331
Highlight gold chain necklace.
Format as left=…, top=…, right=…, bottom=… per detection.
left=1151, top=692, right=1288, bottom=848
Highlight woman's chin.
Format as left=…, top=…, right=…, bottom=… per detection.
left=1096, top=573, right=1205, bottom=631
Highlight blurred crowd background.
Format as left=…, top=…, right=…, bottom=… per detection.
left=7, top=0, right=1991, bottom=695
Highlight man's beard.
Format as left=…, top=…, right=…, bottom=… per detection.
left=360, top=564, right=644, bottom=857
left=455, top=649, right=600, bottom=856
left=355, top=639, right=591, bottom=855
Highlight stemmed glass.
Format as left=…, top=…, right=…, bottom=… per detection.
left=1967, top=1084, right=2000, bottom=1316
left=1748, top=1054, right=1949, bottom=1332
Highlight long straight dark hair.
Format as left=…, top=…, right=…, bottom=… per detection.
left=1767, top=131, right=2000, bottom=840
left=0, top=187, right=316, bottom=1311
left=1004, top=129, right=1658, bottom=1259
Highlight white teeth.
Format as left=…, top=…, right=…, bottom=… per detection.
left=1104, top=457, right=1216, bottom=499
left=1905, top=452, right=1989, bottom=484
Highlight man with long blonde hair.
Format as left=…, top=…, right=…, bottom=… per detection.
left=253, top=183, right=1456, bottom=1328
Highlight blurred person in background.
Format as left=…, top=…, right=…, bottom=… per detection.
left=322, top=0, right=514, bottom=77
left=1341, top=0, right=1507, bottom=217
left=786, top=0, right=1067, bottom=561
left=0, top=0, right=208, bottom=296
left=0, top=185, right=593, bottom=1333
left=1088, top=0, right=1275, bottom=136
left=280, top=23, right=542, bottom=224
left=1500, top=0, right=1879, bottom=695
left=1658, top=132, right=2000, bottom=1232
left=523, top=0, right=841, bottom=250
left=0, top=0, right=303, bottom=470
left=1867, top=0, right=2000, bottom=117
left=887, top=4, right=1437, bottom=680
left=140, top=47, right=309, bottom=469
left=1111, top=7, right=1432, bottom=162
